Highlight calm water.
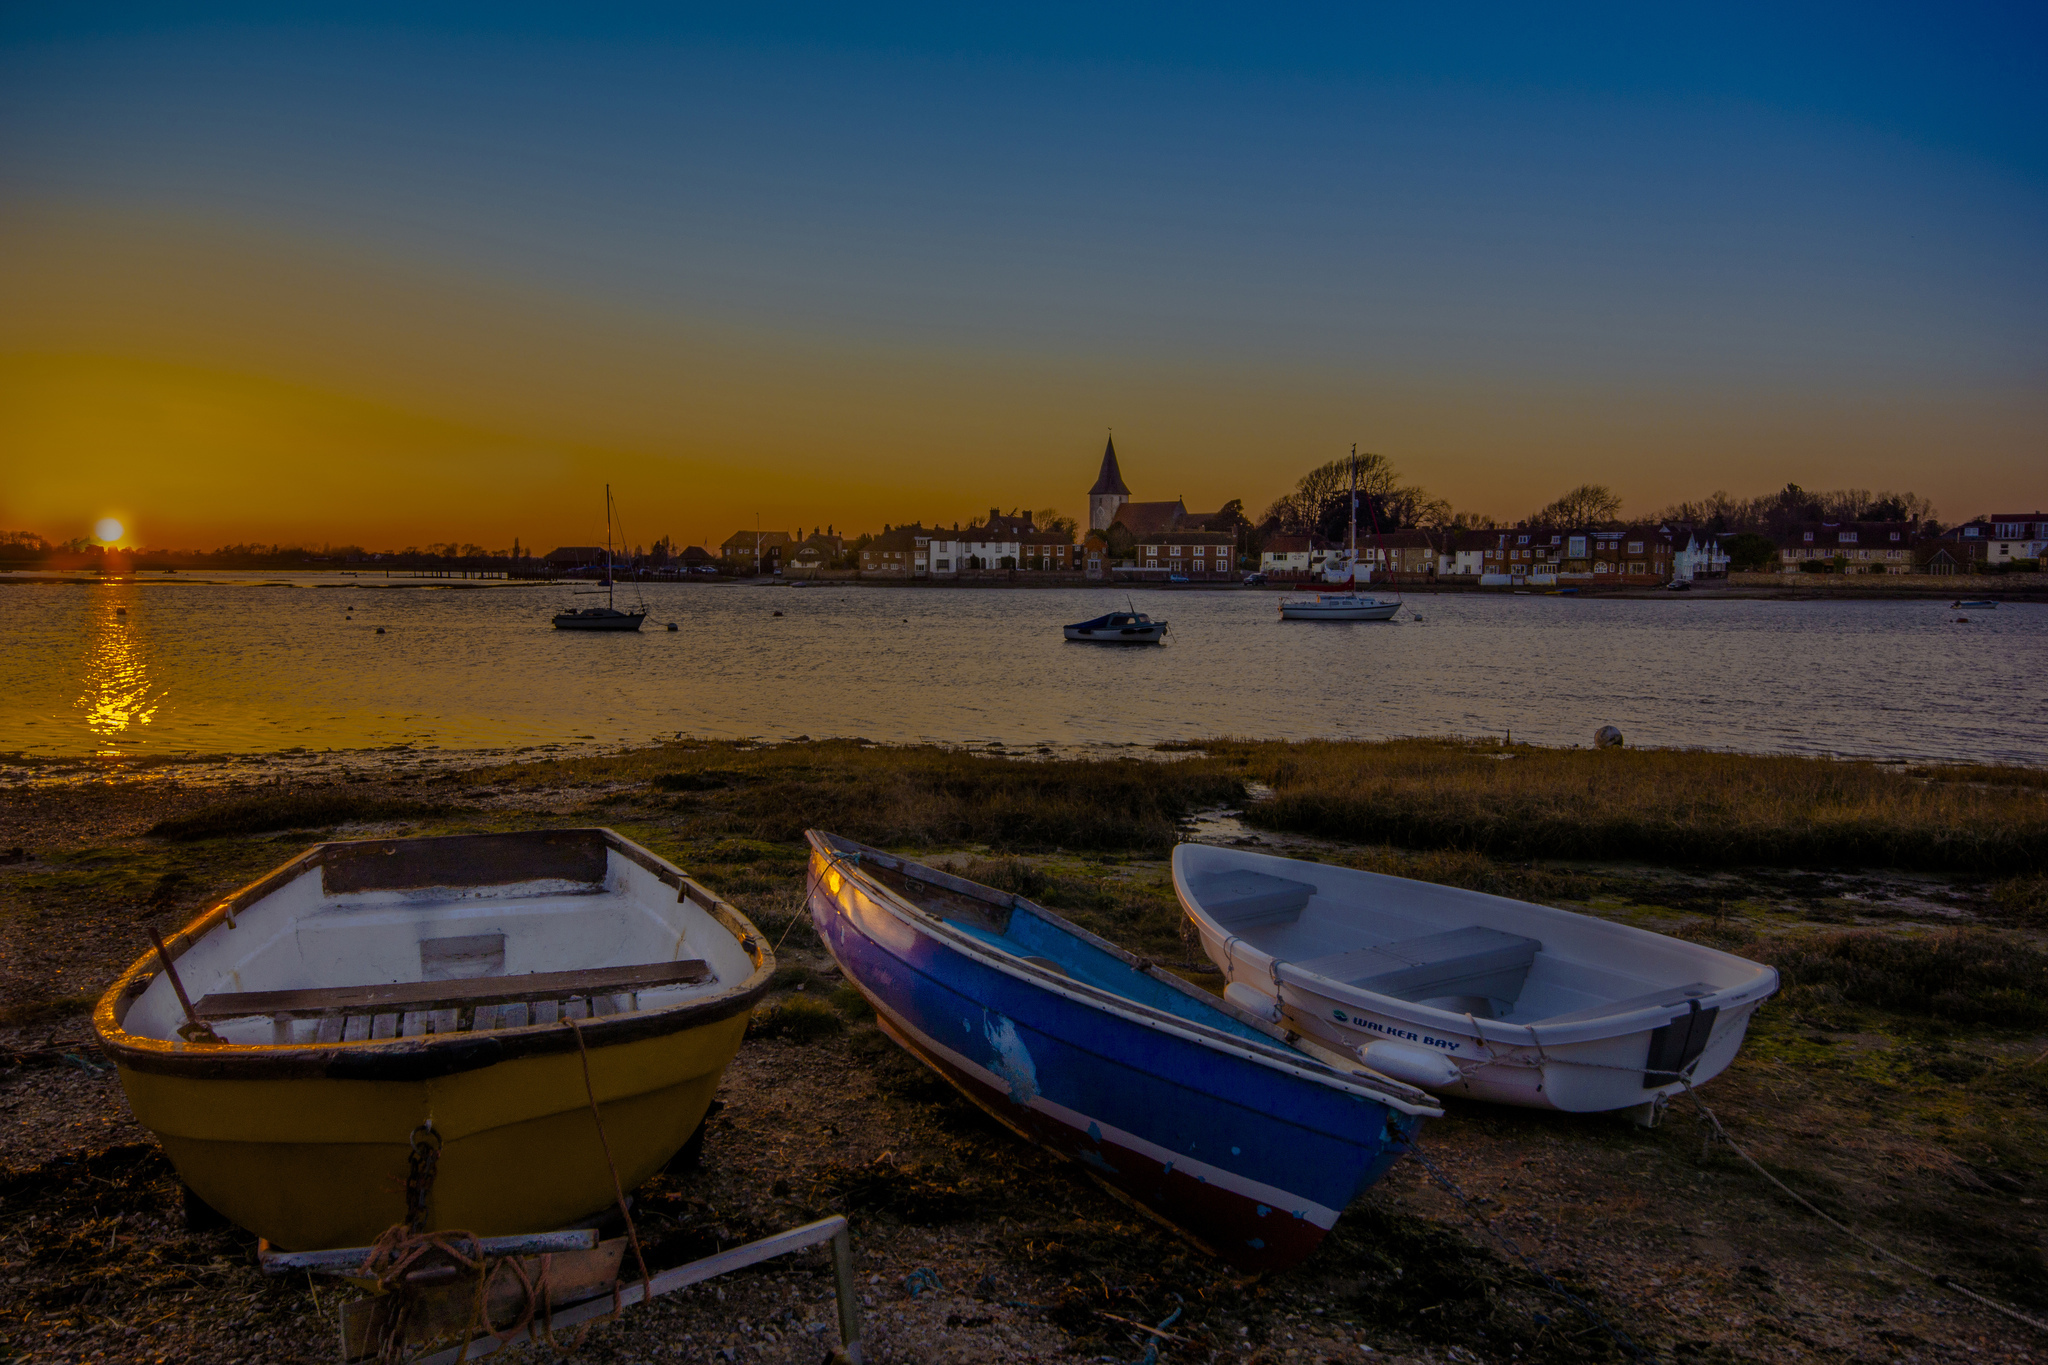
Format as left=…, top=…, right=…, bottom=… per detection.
left=3, top=573, right=2044, bottom=768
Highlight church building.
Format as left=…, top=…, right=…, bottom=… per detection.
left=1084, top=436, right=1239, bottom=579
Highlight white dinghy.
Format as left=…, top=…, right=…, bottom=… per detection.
left=1173, top=844, right=1778, bottom=1115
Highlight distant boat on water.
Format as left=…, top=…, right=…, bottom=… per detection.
left=1064, top=608, right=1168, bottom=643
left=1951, top=599, right=1996, bottom=609
left=554, top=485, right=648, bottom=631
left=1278, top=447, right=1403, bottom=623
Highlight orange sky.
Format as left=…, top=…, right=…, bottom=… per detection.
left=2, top=205, right=2040, bottom=551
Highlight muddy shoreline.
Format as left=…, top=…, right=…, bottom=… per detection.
left=3, top=743, right=2043, bottom=1364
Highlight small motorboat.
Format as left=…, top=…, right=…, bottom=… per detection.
left=1064, top=610, right=1168, bottom=642
left=553, top=605, right=648, bottom=631
left=805, top=832, right=1438, bottom=1271
left=94, top=829, right=772, bottom=1249
left=1174, top=843, right=1778, bottom=1115
left=1950, top=599, right=1996, bottom=609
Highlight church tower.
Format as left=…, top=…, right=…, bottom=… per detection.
left=1088, top=436, right=1130, bottom=532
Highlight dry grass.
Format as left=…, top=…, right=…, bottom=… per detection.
left=146, top=791, right=447, bottom=840
left=465, top=739, right=1244, bottom=852
left=1217, top=738, right=2048, bottom=872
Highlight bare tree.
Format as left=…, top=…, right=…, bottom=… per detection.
left=1263, top=452, right=1404, bottom=535
left=1033, top=507, right=1078, bottom=539
left=1533, top=484, right=1624, bottom=527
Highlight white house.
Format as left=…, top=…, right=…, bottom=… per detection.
left=1259, top=535, right=1325, bottom=576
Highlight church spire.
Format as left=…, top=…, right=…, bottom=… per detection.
left=1088, top=435, right=1130, bottom=496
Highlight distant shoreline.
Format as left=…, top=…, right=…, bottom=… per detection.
left=3, top=567, right=2041, bottom=603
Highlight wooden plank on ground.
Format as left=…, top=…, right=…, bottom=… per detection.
left=192, top=960, right=713, bottom=1021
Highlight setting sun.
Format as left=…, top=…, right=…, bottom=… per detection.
left=93, top=517, right=124, bottom=543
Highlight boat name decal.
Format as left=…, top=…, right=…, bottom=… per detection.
left=1340, top=1012, right=1464, bottom=1051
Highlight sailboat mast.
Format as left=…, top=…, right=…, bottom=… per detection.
left=605, top=484, right=615, bottom=610
left=1348, top=445, right=1358, bottom=560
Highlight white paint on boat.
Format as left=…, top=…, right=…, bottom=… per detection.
left=1173, top=843, right=1779, bottom=1112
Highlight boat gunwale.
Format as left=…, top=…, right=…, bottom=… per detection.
left=1171, top=845, right=1779, bottom=1049
left=806, top=831, right=1439, bottom=1117
left=93, top=828, right=774, bottom=1082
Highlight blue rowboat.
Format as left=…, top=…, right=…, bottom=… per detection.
left=804, top=832, right=1439, bottom=1272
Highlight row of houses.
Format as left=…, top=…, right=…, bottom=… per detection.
left=1258, top=525, right=1727, bottom=585
left=1783, top=515, right=2047, bottom=575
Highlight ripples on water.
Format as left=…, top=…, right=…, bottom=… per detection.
left=2, top=573, right=2043, bottom=768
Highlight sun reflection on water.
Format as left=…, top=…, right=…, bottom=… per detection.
left=75, top=592, right=161, bottom=753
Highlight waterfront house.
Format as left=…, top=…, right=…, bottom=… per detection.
left=859, top=524, right=934, bottom=577
left=722, top=529, right=793, bottom=574
left=1670, top=526, right=1728, bottom=581
left=544, top=546, right=607, bottom=570
left=1778, top=521, right=1917, bottom=574
left=1259, top=534, right=1325, bottom=577
left=786, top=531, right=845, bottom=575
left=1355, top=529, right=1437, bottom=581
left=1440, top=530, right=1511, bottom=580
left=928, top=510, right=1078, bottom=576
left=1980, top=514, right=2047, bottom=567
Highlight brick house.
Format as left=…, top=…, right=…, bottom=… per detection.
left=859, top=524, right=935, bottom=577
left=1778, top=521, right=1917, bottom=574
left=721, top=529, right=793, bottom=573
left=786, top=531, right=846, bottom=574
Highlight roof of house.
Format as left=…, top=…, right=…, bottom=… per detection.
left=1262, top=535, right=1317, bottom=554
left=1089, top=437, right=1130, bottom=496
left=1111, top=500, right=1190, bottom=537
left=678, top=545, right=715, bottom=563
left=544, top=546, right=607, bottom=563
left=721, top=530, right=794, bottom=552
left=1781, top=520, right=1917, bottom=549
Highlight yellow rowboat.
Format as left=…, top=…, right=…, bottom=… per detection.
left=93, top=829, right=772, bottom=1250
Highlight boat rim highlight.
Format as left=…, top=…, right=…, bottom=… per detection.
left=806, top=832, right=1439, bottom=1118
left=94, top=828, right=774, bottom=1082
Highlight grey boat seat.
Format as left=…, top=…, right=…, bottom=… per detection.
left=1530, top=982, right=1715, bottom=1027
left=1295, top=926, right=1542, bottom=1009
left=1195, top=870, right=1318, bottom=932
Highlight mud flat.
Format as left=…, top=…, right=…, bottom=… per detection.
left=3, top=739, right=2044, bottom=1364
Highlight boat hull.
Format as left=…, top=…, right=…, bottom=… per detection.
left=116, top=1013, right=745, bottom=1249
left=1277, top=599, right=1400, bottom=621
left=94, top=829, right=770, bottom=1249
left=807, top=839, right=1426, bottom=1271
left=1063, top=625, right=1168, bottom=642
left=1175, top=844, right=1777, bottom=1114
left=553, top=611, right=647, bottom=630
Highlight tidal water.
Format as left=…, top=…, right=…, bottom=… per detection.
left=3, top=573, right=2043, bottom=770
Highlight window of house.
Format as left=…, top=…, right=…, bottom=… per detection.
left=1568, top=536, right=1587, bottom=557
left=936, top=559, right=950, bottom=570
left=1517, top=535, right=1529, bottom=544
left=1627, top=541, right=1643, bottom=554
left=1803, top=531, right=1814, bottom=542
left=1890, top=531, right=1901, bottom=541
left=1630, top=562, right=1646, bottom=575
left=1841, top=532, right=1858, bottom=544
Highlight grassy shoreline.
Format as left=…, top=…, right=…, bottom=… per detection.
left=3, top=737, right=2044, bottom=1363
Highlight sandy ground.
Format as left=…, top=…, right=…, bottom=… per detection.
left=1, top=775, right=2042, bottom=1365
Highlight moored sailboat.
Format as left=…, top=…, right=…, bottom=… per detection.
left=1278, top=447, right=1403, bottom=622
left=554, top=485, right=649, bottom=631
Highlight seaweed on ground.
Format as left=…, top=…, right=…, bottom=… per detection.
left=146, top=790, right=447, bottom=840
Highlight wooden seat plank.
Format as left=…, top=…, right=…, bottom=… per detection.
left=192, top=960, right=713, bottom=1022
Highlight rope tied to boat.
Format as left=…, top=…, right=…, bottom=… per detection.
left=1677, top=1080, right=2048, bottom=1338
left=563, top=1015, right=654, bottom=1315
